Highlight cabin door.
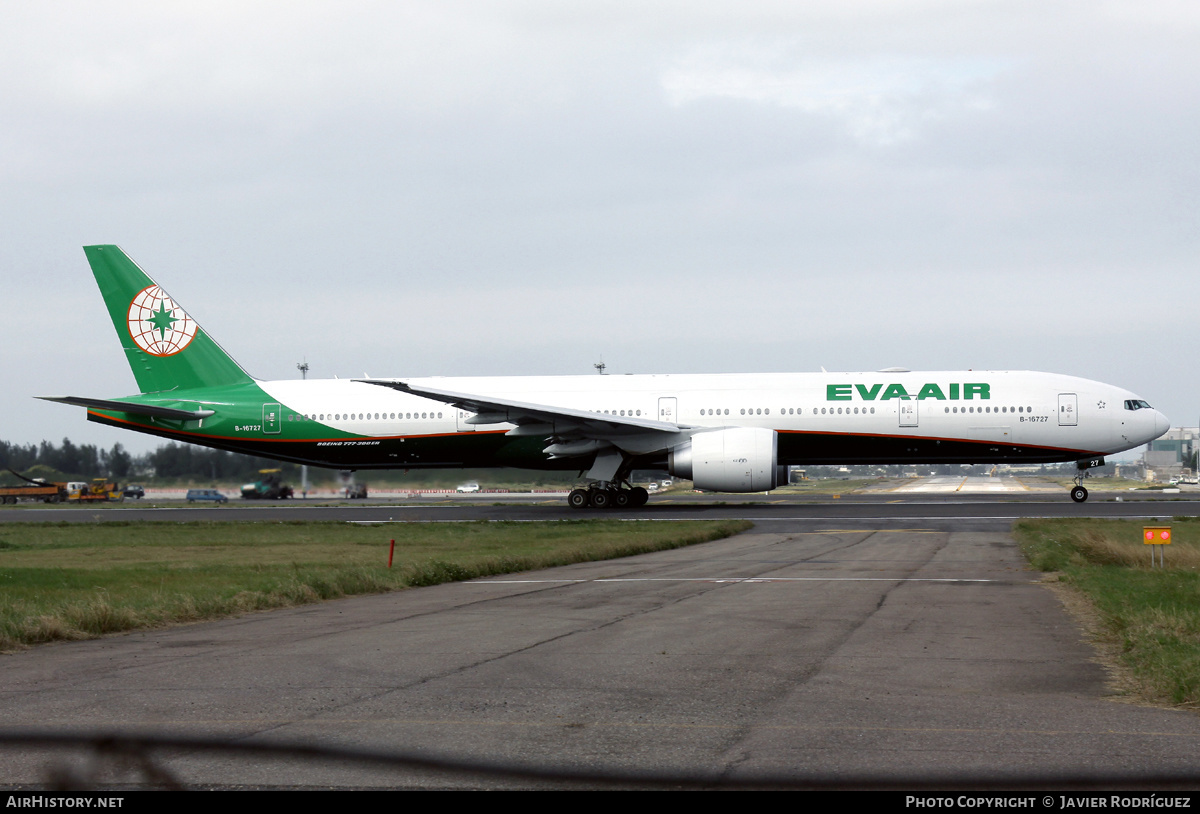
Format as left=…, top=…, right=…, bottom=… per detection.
left=658, top=397, right=677, bottom=423
left=1058, top=393, right=1078, bottom=426
left=456, top=409, right=476, bottom=432
left=263, top=403, right=281, bottom=434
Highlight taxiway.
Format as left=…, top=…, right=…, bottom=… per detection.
left=2, top=486, right=1200, bottom=788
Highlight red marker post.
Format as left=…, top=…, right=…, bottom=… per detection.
left=1143, top=526, right=1171, bottom=568
left=388, top=538, right=395, bottom=568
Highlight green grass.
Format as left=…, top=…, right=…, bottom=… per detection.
left=754, top=478, right=886, bottom=495
left=0, top=519, right=751, bottom=651
left=1034, top=476, right=1178, bottom=492
left=1014, top=517, right=1200, bottom=707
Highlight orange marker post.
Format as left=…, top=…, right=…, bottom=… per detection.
left=1143, top=526, right=1171, bottom=568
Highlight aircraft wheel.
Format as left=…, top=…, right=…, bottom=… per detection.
left=589, top=489, right=611, bottom=509
left=1070, top=485, right=1088, bottom=503
left=629, top=487, right=648, bottom=507
left=567, top=488, right=590, bottom=509
left=613, top=490, right=631, bottom=509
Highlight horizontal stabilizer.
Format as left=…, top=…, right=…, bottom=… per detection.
left=38, top=396, right=215, bottom=421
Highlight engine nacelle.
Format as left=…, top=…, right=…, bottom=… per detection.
left=668, top=427, right=784, bottom=492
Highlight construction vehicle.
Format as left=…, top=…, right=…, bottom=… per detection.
left=67, top=478, right=125, bottom=502
left=241, top=469, right=294, bottom=500
left=336, top=470, right=367, bottom=499
left=0, top=469, right=68, bottom=504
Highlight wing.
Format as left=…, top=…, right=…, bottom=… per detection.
left=355, top=378, right=696, bottom=458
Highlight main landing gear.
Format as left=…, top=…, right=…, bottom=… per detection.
left=564, top=449, right=650, bottom=509
left=568, top=484, right=649, bottom=509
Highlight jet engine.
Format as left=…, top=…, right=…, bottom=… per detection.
left=667, top=427, right=785, bottom=492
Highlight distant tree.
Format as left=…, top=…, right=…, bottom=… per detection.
left=5, top=436, right=303, bottom=484
left=0, top=440, right=39, bottom=473
left=105, top=443, right=133, bottom=479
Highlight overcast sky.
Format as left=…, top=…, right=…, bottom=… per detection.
left=2, top=1, right=1197, bottom=455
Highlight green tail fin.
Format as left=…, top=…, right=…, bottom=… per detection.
left=84, top=245, right=254, bottom=393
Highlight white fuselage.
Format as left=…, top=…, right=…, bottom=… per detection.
left=255, top=369, right=1168, bottom=464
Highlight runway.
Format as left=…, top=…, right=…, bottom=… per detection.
left=3, top=491, right=1197, bottom=525
left=3, top=492, right=1200, bottom=788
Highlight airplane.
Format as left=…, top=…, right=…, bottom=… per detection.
left=41, top=245, right=1170, bottom=508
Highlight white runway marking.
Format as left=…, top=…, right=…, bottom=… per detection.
left=890, top=476, right=1029, bottom=493
left=469, top=576, right=1003, bottom=584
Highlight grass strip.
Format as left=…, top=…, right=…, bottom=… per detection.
left=1014, top=516, right=1200, bottom=707
left=0, top=518, right=751, bottom=651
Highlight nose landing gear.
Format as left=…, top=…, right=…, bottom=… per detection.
left=1070, top=456, right=1105, bottom=503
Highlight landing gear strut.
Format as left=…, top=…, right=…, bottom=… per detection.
left=1070, top=456, right=1105, bottom=503
left=567, top=453, right=650, bottom=509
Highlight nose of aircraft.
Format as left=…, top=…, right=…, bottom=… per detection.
left=1154, top=410, right=1170, bottom=439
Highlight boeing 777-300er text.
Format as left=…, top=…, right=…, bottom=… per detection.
left=42, top=246, right=1170, bottom=508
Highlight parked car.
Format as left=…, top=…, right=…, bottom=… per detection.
left=456, top=482, right=480, bottom=493
left=186, top=489, right=228, bottom=504
left=124, top=484, right=145, bottom=499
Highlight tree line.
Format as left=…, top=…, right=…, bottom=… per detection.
left=0, top=438, right=300, bottom=484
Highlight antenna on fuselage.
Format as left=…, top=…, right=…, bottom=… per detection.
left=594, top=360, right=606, bottom=375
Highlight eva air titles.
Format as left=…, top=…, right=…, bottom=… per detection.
left=826, top=382, right=992, bottom=402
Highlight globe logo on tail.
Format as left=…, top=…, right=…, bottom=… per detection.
left=127, top=286, right=197, bottom=356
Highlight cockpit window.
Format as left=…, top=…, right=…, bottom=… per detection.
left=1124, top=399, right=1152, bottom=410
